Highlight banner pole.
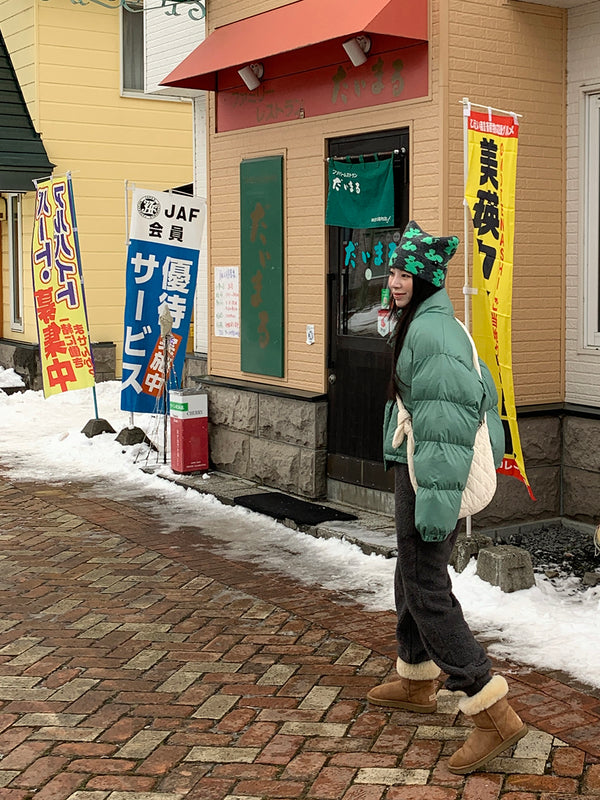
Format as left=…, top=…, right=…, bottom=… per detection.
left=33, top=170, right=81, bottom=185
left=459, top=99, right=523, bottom=119
left=124, top=180, right=136, bottom=430
left=461, top=98, right=473, bottom=539
left=462, top=98, right=471, bottom=331
left=67, top=172, right=99, bottom=420
left=124, top=180, right=134, bottom=246
left=163, top=332, right=168, bottom=464
left=159, top=304, right=174, bottom=465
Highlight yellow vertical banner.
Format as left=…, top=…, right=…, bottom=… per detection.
left=31, top=176, right=95, bottom=398
left=465, top=107, right=535, bottom=500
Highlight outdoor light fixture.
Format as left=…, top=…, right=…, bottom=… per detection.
left=237, top=63, right=264, bottom=91
left=342, top=35, right=371, bottom=67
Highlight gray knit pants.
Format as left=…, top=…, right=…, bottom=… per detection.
left=394, top=464, right=491, bottom=695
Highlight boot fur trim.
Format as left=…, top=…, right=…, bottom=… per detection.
left=396, top=657, right=440, bottom=681
left=458, top=675, right=509, bottom=717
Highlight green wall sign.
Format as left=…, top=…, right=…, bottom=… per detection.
left=240, top=156, right=284, bottom=378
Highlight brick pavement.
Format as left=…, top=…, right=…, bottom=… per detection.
left=0, top=473, right=599, bottom=799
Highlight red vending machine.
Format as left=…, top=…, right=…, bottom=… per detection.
left=169, top=389, right=209, bottom=474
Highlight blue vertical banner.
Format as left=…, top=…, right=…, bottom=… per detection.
left=120, top=188, right=206, bottom=414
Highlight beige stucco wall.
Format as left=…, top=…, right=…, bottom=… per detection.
left=447, top=0, right=566, bottom=405
left=209, top=0, right=292, bottom=29
left=205, top=0, right=566, bottom=404
left=206, top=0, right=444, bottom=394
left=0, top=0, right=194, bottom=373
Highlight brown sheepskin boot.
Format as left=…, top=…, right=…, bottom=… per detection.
left=448, top=675, right=528, bottom=774
left=367, top=658, right=440, bottom=713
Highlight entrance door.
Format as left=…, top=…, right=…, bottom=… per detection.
left=327, top=128, right=409, bottom=491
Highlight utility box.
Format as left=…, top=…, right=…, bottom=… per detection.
left=169, top=389, right=209, bottom=473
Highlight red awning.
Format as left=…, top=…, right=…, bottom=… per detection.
left=161, top=0, right=427, bottom=91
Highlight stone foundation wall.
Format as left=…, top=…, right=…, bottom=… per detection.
left=201, top=381, right=327, bottom=499
left=183, top=353, right=208, bottom=387
left=0, top=338, right=115, bottom=390
left=190, top=373, right=600, bottom=525
left=90, top=343, right=116, bottom=384
left=473, top=415, right=562, bottom=530
left=562, top=416, right=600, bottom=525
left=469, top=413, right=600, bottom=530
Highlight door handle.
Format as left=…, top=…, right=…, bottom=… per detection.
left=327, top=272, right=337, bottom=369
left=328, top=373, right=337, bottom=385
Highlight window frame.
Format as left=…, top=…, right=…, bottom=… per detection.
left=583, top=88, right=600, bottom=349
left=120, top=0, right=145, bottom=96
left=7, top=193, right=24, bottom=333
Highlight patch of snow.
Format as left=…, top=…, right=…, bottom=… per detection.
left=1, top=381, right=599, bottom=690
left=0, top=367, right=25, bottom=389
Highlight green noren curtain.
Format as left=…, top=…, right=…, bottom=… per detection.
left=326, top=156, right=394, bottom=229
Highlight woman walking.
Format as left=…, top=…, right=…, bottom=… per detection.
left=367, top=221, right=527, bottom=774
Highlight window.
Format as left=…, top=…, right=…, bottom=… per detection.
left=7, top=193, right=23, bottom=332
left=584, top=90, right=600, bottom=348
left=328, top=131, right=409, bottom=339
left=121, top=1, right=145, bottom=94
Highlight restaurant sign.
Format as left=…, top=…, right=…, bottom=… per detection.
left=217, top=43, right=428, bottom=132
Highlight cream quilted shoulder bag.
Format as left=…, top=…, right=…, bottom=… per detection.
left=393, top=319, right=497, bottom=519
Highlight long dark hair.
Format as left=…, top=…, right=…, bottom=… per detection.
left=387, top=276, right=441, bottom=399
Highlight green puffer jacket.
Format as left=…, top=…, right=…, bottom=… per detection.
left=383, top=289, right=505, bottom=542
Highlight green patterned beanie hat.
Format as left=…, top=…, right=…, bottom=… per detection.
left=389, top=220, right=460, bottom=288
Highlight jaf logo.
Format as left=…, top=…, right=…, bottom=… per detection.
left=137, top=196, right=161, bottom=219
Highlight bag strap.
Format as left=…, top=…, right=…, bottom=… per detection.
left=455, top=318, right=491, bottom=423
left=455, top=318, right=481, bottom=377
left=393, top=393, right=412, bottom=449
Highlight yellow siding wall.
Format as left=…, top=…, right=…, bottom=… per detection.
left=0, top=2, right=36, bottom=110
left=446, top=0, right=566, bottom=405
left=1, top=0, right=193, bottom=372
left=0, top=1, right=36, bottom=336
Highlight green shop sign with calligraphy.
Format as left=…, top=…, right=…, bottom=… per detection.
left=240, top=156, right=284, bottom=378
left=40, top=0, right=205, bottom=20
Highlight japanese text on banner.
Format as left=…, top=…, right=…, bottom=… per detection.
left=120, top=188, right=206, bottom=414
left=31, top=176, right=95, bottom=398
left=465, top=108, right=535, bottom=500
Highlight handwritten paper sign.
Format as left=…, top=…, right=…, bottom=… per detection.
left=214, top=266, right=240, bottom=338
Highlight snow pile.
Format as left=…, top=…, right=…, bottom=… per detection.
left=0, top=367, right=25, bottom=389
left=0, top=380, right=599, bottom=690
